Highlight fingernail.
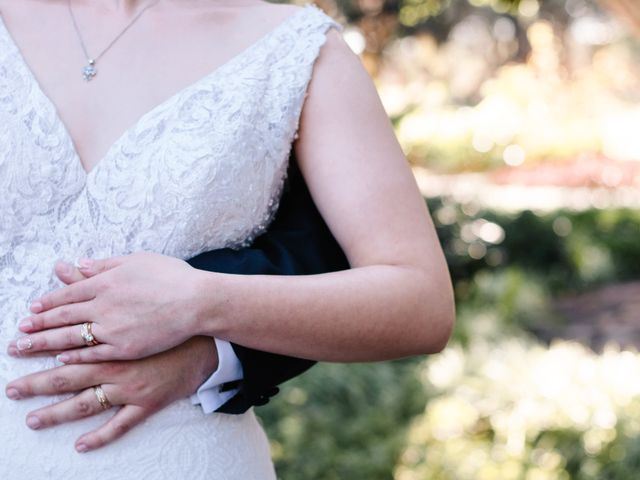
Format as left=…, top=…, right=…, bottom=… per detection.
left=7, top=344, right=18, bottom=357
left=26, top=416, right=41, bottom=430
left=78, top=258, right=93, bottom=270
left=56, top=354, right=70, bottom=364
left=6, top=388, right=21, bottom=400
left=30, top=302, right=43, bottom=313
left=19, top=319, right=33, bottom=331
left=76, top=443, right=89, bottom=453
left=17, top=337, right=33, bottom=351
left=58, top=262, right=72, bottom=276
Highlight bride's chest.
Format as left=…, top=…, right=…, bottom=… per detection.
left=0, top=73, right=291, bottom=257
left=0, top=7, right=320, bottom=256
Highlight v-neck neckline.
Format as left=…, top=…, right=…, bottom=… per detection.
left=0, top=5, right=312, bottom=177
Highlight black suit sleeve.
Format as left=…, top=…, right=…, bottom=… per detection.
left=187, top=154, right=349, bottom=414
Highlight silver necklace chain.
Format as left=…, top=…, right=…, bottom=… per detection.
left=67, top=0, right=160, bottom=81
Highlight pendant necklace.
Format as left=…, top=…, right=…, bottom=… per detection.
left=67, top=0, right=160, bottom=82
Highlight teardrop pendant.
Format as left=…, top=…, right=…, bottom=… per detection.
left=82, top=59, right=97, bottom=82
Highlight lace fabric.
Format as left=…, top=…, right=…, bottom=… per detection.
left=0, top=5, right=340, bottom=478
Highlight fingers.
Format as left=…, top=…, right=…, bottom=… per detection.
left=23, top=383, right=149, bottom=453
left=13, top=374, right=149, bottom=453
left=9, top=321, right=108, bottom=356
left=19, top=302, right=94, bottom=333
left=31, top=255, right=125, bottom=313
left=5, top=364, right=101, bottom=399
left=56, top=344, right=119, bottom=364
left=75, top=404, right=148, bottom=453
left=31, top=281, right=96, bottom=314
left=7, top=365, right=144, bottom=454
left=6, top=344, right=65, bottom=359
left=77, top=256, right=124, bottom=278
left=24, top=388, right=105, bottom=432
left=23, top=384, right=121, bottom=434
left=54, top=261, right=88, bottom=285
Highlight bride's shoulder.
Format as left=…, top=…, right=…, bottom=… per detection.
left=199, top=1, right=321, bottom=35
left=243, top=1, right=306, bottom=23
left=241, top=2, right=345, bottom=51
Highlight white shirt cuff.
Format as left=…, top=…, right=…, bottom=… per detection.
left=190, top=338, right=244, bottom=414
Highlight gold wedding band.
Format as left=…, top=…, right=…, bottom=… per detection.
left=80, top=322, right=99, bottom=346
left=93, top=385, right=112, bottom=410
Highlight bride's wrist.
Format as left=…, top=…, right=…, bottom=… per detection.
left=188, top=269, right=230, bottom=339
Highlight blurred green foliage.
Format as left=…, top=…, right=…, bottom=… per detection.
left=396, top=338, right=640, bottom=480
left=331, top=0, right=528, bottom=26
left=257, top=198, right=640, bottom=479
left=432, top=200, right=640, bottom=341
left=258, top=359, right=427, bottom=480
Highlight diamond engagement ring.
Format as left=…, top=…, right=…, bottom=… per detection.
left=80, top=322, right=99, bottom=346
left=93, top=385, right=112, bottom=410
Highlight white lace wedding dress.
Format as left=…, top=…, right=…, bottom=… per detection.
left=0, top=5, right=339, bottom=479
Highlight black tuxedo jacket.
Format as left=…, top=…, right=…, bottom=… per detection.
left=187, top=155, right=349, bottom=414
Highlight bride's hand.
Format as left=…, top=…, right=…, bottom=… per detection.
left=9, top=253, right=206, bottom=363
left=5, top=336, right=218, bottom=453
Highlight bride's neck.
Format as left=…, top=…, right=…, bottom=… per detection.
left=71, top=0, right=263, bottom=15
left=74, top=0, right=162, bottom=15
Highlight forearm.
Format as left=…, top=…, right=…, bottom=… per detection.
left=191, top=264, right=453, bottom=362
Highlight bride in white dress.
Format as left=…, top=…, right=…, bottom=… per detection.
left=0, top=1, right=454, bottom=478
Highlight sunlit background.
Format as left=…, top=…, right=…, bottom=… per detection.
left=259, top=1, right=640, bottom=478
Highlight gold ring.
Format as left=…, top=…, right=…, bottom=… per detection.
left=93, top=385, right=111, bottom=410
left=80, top=322, right=99, bottom=346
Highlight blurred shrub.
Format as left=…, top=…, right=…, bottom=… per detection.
left=256, top=200, right=640, bottom=479
left=395, top=338, right=640, bottom=480
left=429, top=198, right=640, bottom=341
left=431, top=199, right=640, bottom=290
left=257, top=359, right=428, bottom=480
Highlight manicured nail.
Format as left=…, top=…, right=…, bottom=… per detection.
left=26, top=416, right=41, bottom=430
left=17, top=337, right=33, bottom=351
left=76, top=443, right=89, bottom=453
left=58, top=262, right=72, bottom=276
left=78, top=258, right=93, bottom=270
left=7, top=346, right=18, bottom=357
left=30, top=302, right=43, bottom=313
left=6, top=388, right=21, bottom=400
left=19, top=319, right=33, bottom=331
left=56, top=354, right=70, bottom=364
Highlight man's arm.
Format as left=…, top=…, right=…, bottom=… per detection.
left=187, top=153, right=349, bottom=414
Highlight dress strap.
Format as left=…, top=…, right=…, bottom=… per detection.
left=279, top=4, right=344, bottom=133
left=296, top=4, right=343, bottom=36
left=238, top=4, right=344, bottom=247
